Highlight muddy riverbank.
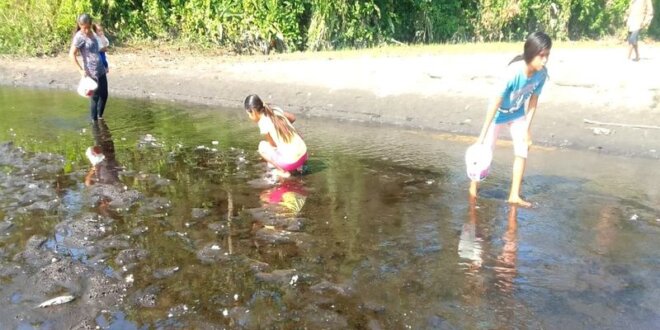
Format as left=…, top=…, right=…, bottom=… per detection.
left=1, top=43, right=659, bottom=159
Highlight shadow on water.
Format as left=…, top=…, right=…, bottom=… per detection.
left=0, top=86, right=658, bottom=329
left=301, top=158, right=329, bottom=176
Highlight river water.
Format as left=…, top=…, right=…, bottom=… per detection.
left=0, top=86, right=658, bottom=329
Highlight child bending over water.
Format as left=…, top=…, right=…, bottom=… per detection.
left=243, top=94, right=308, bottom=178
left=469, top=31, right=552, bottom=207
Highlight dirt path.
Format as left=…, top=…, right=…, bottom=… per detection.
left=1, top=43, right=659, bottom=158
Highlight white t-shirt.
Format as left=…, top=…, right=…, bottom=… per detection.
left=258, top=108, right=307, bottom=163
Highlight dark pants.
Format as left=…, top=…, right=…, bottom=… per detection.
left=91, top=74, right=108, bottom=120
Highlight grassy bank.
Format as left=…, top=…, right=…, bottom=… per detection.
left=2, top=0, right=656, bottom=56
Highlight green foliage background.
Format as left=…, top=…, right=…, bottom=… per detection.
left=0, top=0, right=656, bottom=55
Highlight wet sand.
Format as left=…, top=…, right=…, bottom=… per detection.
left=1, top=43, right=659, bottom=158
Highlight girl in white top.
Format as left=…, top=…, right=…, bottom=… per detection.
left=244, top=94, right=308, bottom=178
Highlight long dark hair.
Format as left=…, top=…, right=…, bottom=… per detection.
left=509, top=31, right=552, bottom=65
left=244, top=94, right=296, bottom=143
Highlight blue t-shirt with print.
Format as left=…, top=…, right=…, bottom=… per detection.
left=494, top=62, right=548, bottom=124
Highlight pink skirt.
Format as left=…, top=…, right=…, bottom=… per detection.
left=277, top=152, right=308, bottom=171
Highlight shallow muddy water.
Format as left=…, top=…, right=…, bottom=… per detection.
left=0, top=86, right=658, bottom=329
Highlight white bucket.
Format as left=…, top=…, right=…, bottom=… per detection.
left=85, top=146, right=105, bottom=165
left=465, top=144, right=492, bottom=182
left=77, top=76, right=98, bottom=97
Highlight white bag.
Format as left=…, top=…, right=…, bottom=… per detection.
left=85, top=146, right=105, bottom=165
left=465, top=144, right=493, bottom=182
left=77, top=76, right=98, bottom=97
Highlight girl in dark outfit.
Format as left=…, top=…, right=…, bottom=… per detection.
left=69, top=13, right=108, bottom=121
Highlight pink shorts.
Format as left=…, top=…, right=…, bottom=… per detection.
left=276, top=152, right=307, bottom=171
left=258, top=141, right=308, bottom=171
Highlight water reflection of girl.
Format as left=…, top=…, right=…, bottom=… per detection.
left=85, top=120, right=120, bottom=186
left=259, top=180, right=308, bottom=214
left=458, top=198, right=484, bottom=269
left=458, top=198, right=487, bottom=311
left=494, top=206, right=519, bottom=293
left=459, top=201, right=521, bottom=326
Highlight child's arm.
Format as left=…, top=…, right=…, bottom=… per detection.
left=524, top=94, right=540, bottom=145
left=283, top=111, right=296, bottom=124
left=644, top=0, right=654, bottom=27
left=476, top=96, right=503, bottom=144
left=264, top=133, right=277, bottom=147
left=99, top=35, right=110, bottom=52
left=69, top=43, right=85, bottom=77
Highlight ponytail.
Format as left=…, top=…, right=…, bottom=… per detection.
left=244, top=94, right=296, bottom=143
left=263, top=103, right=296, bottom=143
left=509, top=31, right=552, bottom=65
left=508, top=54, right=524, bottom=65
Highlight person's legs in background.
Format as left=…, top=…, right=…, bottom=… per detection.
left=627, top=30, right=640, bottom=61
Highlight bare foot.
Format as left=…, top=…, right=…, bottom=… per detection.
left=508, top=196, right=532, bottom=208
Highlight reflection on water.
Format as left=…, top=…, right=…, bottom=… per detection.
left=86, top=121, right=121, bottom=185
left=495, top=206, right=518, bottom=293
left=458, top=199, right=484, bottom=268
left=457, top=200, right=526, bottom=328
left=0, top=86, right=659, bottom=329
left=260, top=180, right=308, bottom=214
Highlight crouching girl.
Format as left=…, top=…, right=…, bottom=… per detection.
left=244, top=94, right=307, bottom=178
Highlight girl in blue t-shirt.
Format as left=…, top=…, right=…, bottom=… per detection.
left=469, top=31, right=552, bottom=207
